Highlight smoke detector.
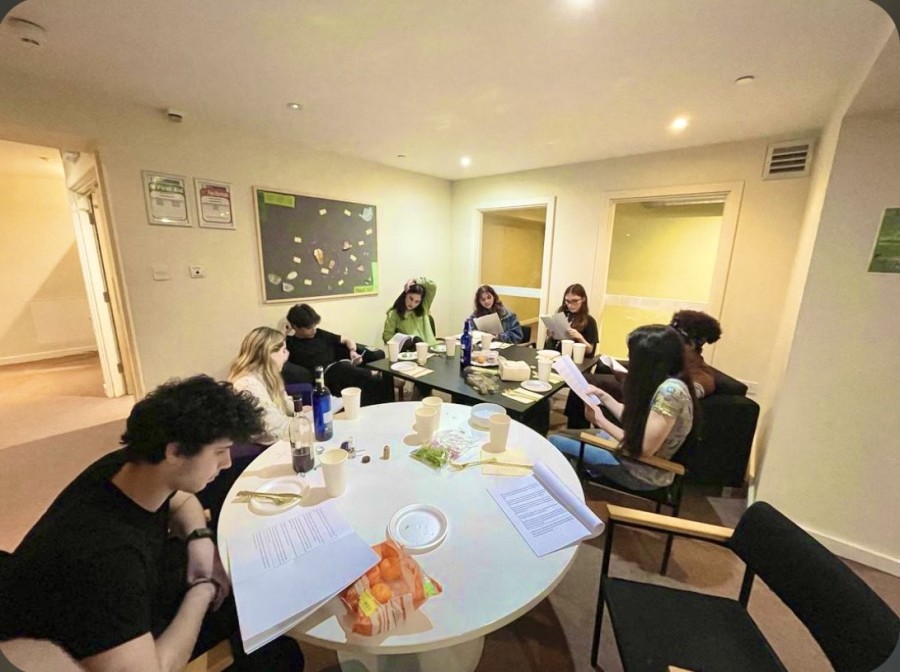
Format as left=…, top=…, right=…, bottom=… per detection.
left=6, top=18, right=47, bottom=47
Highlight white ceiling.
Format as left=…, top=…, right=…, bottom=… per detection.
left=0, top=0, right=894, bottom=180
left=0, top=138, right=63, bottom=177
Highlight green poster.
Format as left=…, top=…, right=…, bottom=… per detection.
left=868, top=208, right=900, bottom=273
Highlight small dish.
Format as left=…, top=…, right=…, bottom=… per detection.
left=387, top=504, right=448, bottom=554
left=471, top=403, right=505, bottom=428
left=429, top=344, right=447, bottom=353
left=398, top=352, right=417, bottom=360
left=521, top=380, right=552, bottom=393
left=246, top=477, right=308, bottom=515
left=536, top=349, right=561, bottom=360
left=489, top=341, right=503, bottom=350
left=391, top=361, right=417, bottom=372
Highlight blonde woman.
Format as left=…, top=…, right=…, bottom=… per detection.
left=228, top=326, right=293, bottom=444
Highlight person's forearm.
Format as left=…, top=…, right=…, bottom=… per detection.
left=593, top=412, right=624, bottom=441
left=418, top=277, right=437, bottom=309
left=168, top=493, right=209, bottom=538
left=342, top=336, right=357, bottom=352
left=155, top=583, right=216, bottom=672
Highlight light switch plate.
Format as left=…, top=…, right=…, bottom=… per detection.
left=152, top=264, right=171, bottom=281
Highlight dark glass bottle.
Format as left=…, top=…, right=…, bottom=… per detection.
left=312, top=366, right=334, bottom=441
left=460, top=319, right=472, bottom=369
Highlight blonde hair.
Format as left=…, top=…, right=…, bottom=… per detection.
left=228, top=327, right=290, bottom=413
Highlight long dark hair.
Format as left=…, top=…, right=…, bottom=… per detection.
left=473, top=285, right=505, bottom=317
left=555, top=283, right=590, bottom=332
left=619, top=325, right=697, bottom=458
left=391, top=283, right=426, bottom=317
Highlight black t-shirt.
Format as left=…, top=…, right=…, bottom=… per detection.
left=545, top=313, right=599, bottom=352
left=2, top=450, right=181, bottom=660
left=286, top=329, right=343, bottom=371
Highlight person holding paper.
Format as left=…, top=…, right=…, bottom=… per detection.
left=543, top=283, right=598, bottom=356
left=550, top=325, right=697, bottom=490
left=470, top=284, right=524, bottom=343
left=382, top=277, right=438, bottom=346
left=0, top=376, right=304, bottom=672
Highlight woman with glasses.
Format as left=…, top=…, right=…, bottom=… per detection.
left=544, top=283, right=598, bottom=356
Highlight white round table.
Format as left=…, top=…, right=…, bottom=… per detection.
left=218, top=402, right=584, bottom=672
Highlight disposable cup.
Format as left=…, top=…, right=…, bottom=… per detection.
left=481, top=333, right=494, bottom=351
left=320, top=449, right=348, bottom=497
left=537, top=357, right=552, bottom=382
left=444, top=337, right=457, bottom=357
left=561, top=339, right=575, bottom=358
left=486, top=413, right=511, bottom=453
left=572, top=342, right=587, bottom=364
left=421, top=396, right=442, bottom=427
left=415, top=407, right=438, bottom=444
left=341, top=387, right=361, bottom=420
left=416, top=342, right=429, bottom=366
left=388, top=341, right=400, bottom=362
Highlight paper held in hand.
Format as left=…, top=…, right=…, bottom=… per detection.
left=551, top=355, right=603, bottom=417
left=387, top=332, right=414, bottom=349
left=488, top=461, right=604, bottom=556
left=473, top=312, right=503, bottom=336
left=540, top=312, right=571, bottom=340
left=599, top=354, right=628, bottom=374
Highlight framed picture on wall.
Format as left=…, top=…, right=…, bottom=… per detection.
left=142, top=171, right=192, bottom=227
left=195, top=178, right=235, bottom=229
left=253, top=187, right=378, bottom=303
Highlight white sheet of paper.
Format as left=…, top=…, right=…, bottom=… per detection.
left=229, top=501, right=379, bottom=653
left=551, top=355, right=602, bottom=416
left=540, top=313, right=571, bottom=340
left=473, top=313, right=503, bottom=336
left=599, top=354, right=628, bottom=374
left=388, top=333, right=413, bottom=347
left=488, top=461, right=604, bottom=556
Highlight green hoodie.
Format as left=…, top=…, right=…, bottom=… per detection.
left=382, top=277, right=437, bottom=345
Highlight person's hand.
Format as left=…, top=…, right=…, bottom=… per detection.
left=404, top=279, right=415, bottom=292
left=185, top=536, right=215, bottom=585
left=209, top=548, right=232, bottom=611
left=566, top=328, right=583, bottom=342
left=586, top=385, right=608, bottom=406
left=349, top=350, right=363, bottom=365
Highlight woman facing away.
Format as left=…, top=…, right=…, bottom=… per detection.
left=544, top=283, right=598, bottom=356
left=469, top=284, right=524, bottom=343
left=382, top=277, right=438, bottom=346
left=550, top=324, right=697, bottom=490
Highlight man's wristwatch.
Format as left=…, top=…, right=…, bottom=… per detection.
left=185, top=527, right=215, bottom=543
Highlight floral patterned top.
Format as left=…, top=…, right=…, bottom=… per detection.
left=620, top=377, right=693, bottom=487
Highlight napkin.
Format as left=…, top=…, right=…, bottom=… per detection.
left=480, top=449, right=533, bottom=476
left=499, top=359, right=531, bottom=382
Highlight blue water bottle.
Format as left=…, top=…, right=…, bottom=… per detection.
left=312, top=366, right=334, bottom=441
left=460, top=319, right=472, bottom=369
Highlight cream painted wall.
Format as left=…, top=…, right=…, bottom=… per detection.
left=0, top=75, right=451, bottom=391
left=0, top=172, right=94, bottom=363
left=450, top=136, right=813, bottom=404
left=755, top=113, right=900, bottom=573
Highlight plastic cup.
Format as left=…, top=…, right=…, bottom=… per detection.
left=421, top=396, right=442, bottom=428
left=320, top=449, right=348, bottom=497
left=537, top=357, right=552, bottom=382
left=388, top=341, right=400, bottom=362
left=341, top=387, right=361, bottom=420
left=572, top=342, right=587, bottom=364
left=444, top=337, right=457, bottom=357
left=486, top=413, right=510, bottom=453
left=415, top=406, right=438, bottom=443
left=415, top=341, right=429, bottom=366
left=481, top=333, right=494, bottom=351
left=561, top=339, right=575, bottom=357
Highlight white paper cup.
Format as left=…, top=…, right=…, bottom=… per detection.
left=415, top=341, right=429, bottom=366
left=341, top=387, right=361, bottom=420
left=320, top=449, right=348, bottom=497
left=486, top=413, right=511, bottom=453
left=388, top=341, right=400, bottom=362
left=481, top=333, right=494, bottom=351
left=421, top=396, right=442, bottom=427
left=537, top=357, right=552, bottom=382
left=572, top=342, right=587, bottom=364
left=415, top=406, right=438, bottom=443
left=444, top=337, right=457, bottom=357
left=561, top=339, right=575, bottom=357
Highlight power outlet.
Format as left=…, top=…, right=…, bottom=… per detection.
left=189, top=265, right=206, bottom=279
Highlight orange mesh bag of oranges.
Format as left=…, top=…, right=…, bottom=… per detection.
left=340, top=540, right=442, bottom=636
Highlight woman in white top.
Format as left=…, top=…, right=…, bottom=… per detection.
left=229, top=326, right=293, bottom=444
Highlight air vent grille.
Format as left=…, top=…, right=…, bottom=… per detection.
left=763, top=139, right=814, bottom=180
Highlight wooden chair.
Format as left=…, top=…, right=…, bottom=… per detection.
left=593, top=501, right=899, bottom=671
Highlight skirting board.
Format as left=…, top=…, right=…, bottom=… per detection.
left=748, top=484, right=899, bottom=577
left=0, top=346, right=97, bottom=367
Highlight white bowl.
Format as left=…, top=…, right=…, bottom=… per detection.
left=471, top=403, right=505, bottom=428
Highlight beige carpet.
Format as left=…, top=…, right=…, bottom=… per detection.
left=2, top=357, right=898, bottom=671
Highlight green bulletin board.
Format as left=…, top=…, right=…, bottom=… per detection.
left=254, top=188, right=379, bottom=303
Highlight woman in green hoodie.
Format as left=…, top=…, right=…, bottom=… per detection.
left=382, top=277, right=438, bottom=347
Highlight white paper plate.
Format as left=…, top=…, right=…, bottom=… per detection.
left=471, top=403, right=505, bottom=428
left=521, top=380, right=552, bottom=393
left=247, top=477, right=308, bottom=515
left=398, top=352, right=417, bottom=360
left=388, top=504, right=448, bottom=554
left=469, top=360, right=499, bottom=368
left=537, top=349, right=561, bottom=360
left=429, top=344, right=447, bottom=353
left=391, top=361, right=417, bottom=372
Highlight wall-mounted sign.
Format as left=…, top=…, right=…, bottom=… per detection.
left=142, top=171, right=191, bottom=227
left=195, top=178, right=235, bottom=230
left=868, top=208, right=900, bottom=274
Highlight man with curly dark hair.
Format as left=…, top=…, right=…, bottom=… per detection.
left=669, top=310, right=722, bottom=398
left=1, top=375, right=304, bottom=671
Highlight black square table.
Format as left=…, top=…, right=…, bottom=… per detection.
left=365, top=345, right=600, bottom=435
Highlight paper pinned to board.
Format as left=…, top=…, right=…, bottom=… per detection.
left=552, top=355, right=602, bottom=417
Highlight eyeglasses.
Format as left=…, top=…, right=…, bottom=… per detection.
left=564, top=297, right=583, bottom=305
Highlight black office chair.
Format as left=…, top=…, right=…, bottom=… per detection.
left=593, top=501, right=900, bottom=671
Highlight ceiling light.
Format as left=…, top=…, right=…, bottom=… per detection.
left=735, top=75, right=756, bottom=86
left=460, top=156, right=471, bottom=167
left=286, top=102, right=303, bottom=111
left=669, top=117, right=689, bottom=132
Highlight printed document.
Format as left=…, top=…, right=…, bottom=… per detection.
left=552, top=355, right=602, bottom=417
left=489, top=461, right=604, bottom=556
left=228, top=501, right=378, bottom=653
left=599, top=354, right=628, bottom=374
left=473, top=312, right=503, bottom=336
left=540, top=312, right=571, bottom=340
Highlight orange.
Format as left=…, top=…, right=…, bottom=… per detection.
left=371, top=582, right=392, bottom=604
left=379, top=557, right=401, bottom=581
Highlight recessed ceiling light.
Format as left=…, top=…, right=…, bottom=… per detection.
left=286, top=102, right=303, bottom=110
left=460, top=156, right=471, bottom=167
left=735, top=75, right=756, bottom=86
left=669, top=117, right=689, bottom=132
